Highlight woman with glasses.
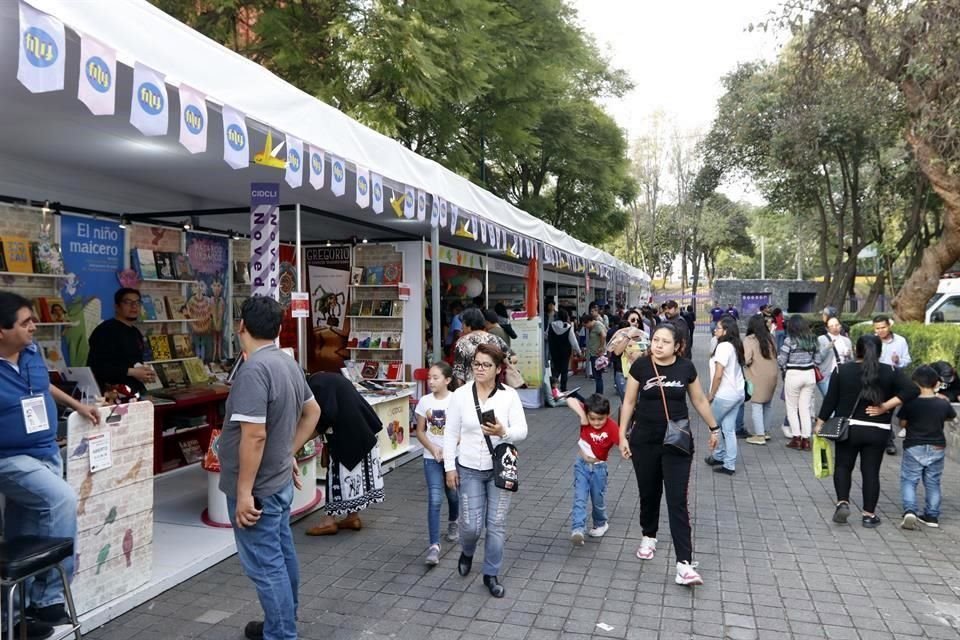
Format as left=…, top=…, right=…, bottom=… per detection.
left=606, top=309, right=648, bottom=401
left=444, top=343, right=528, bottom=598
left=87, top=287, right=157, bottom=393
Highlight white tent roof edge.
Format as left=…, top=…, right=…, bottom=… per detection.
left=25, top=0, right=649, bottom=285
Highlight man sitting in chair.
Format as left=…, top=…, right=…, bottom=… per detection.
left=0, top=292, right=100, bottom=640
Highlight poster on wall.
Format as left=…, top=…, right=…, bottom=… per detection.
left=510, top=317, right=544, bottom=388
left=59, top=214, right=124, bottom=366
left=185, top=232, right=229, bottom=362
left=740, top=293, right=770, bottom=318
left=305, top=245, right=351, bottom=373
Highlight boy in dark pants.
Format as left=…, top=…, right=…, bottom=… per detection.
left=566, top=394, right=620, bottom=545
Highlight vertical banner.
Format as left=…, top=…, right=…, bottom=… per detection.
left=371, top=173, right=383, bottom=213
left=330, top=156, right=346, bottom=196
left=355, top=166, right=370, bottom=208
left=416, top=190, right=427, bottom=222
left=449, top=204, right=459, bottom=233
left=17, top=1, right=65, bottom=94
left=403, top=186, right=416, bottom=219
left=59, top=214, right=124, bottom=367
left=439, top=198, right=448, bottom=228
left=250, top=183, right=280, bottom=299
left=78, top=35, right=115, bottom=115
left=178, top=84, right=207, bottom=154
left=222, top=106, right=249, bottom=169
left=430, top=195, right=439, bottom=228
left=186, top=233, right=229, bottom=362
left=309, top=147, right=325, bottom=190
left=305, top=246, right=351, bottom=373
left=285, top=134, right=303, bottom=188
left=130, top=63, right=168, bottom=136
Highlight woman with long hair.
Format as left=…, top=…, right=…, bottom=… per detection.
left=743, top=314, right=779, bottom=445
left=777, top=315, right=822, bottom=450
left=703, top=316, right=746, bottom=474
left=452, top=307, right=509, bottom=384
left=606, top=308, right=648, bottom=401
left=444, top=343, right=528, bottom=597
left=817, top=335, right=918, bottom=527
left=619, top=323, right=720, bottom=586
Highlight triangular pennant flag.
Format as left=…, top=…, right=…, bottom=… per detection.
left=356, top=166, right=370, bottom=208
left=404, top=186, right=416, bottom=219
left=438, top=198, right=448, bottom=227
left=178, top=84, right=207, bottom=154
left=371, top=173, right=384, bottom=213
left=130, top=63, right=168, bottom=136
left=221, top=105, right=248, bottom=169
left=285, top=135, right=304, bottom=188
left=17, top=2, right=65, bottom=94
left=309, top=147, right=325, bottom=190
left=416, top=190, right=427, bottom=222
left=330, top=156, right=346, bottom=196
left=455, top=214, right=474, bottom=239
left=430, top=195, right=439, bottom=228
left=78, top=35, right=115, bottom=115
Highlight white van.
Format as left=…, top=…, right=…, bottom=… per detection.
left=926, top=278, right=960, bottom=324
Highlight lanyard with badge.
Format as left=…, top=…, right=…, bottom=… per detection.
left=19, top=361, right=50, bottom=434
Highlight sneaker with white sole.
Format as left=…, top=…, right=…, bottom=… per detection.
left=570, top=530, right=585, bottom=546
left=746, top=435, right=766, bottom=445
left=918, top=514, right=940, bottom=528
left=635, top=536, right=657, bottom=560
left=446, top=520, right=459, bottom=542
left=897, top=428, right=906, bottom=438
left=588, top=523, right=609, bottom=537
left=425, top=544, right=440, bottom=566
left=675, top=561, right=703, bottom=586
left=901, top=511, right=918, bottom=530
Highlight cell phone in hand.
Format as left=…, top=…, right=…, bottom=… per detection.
left=253, top=496, right=263, bottom=511
left=481, top=410, right=496, bottom=426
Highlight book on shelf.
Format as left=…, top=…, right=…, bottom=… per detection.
left=373, top=300, right=393, bottom=317
left=33, top=297, right=66, bottom=323
left=171, top=334, right=194, bottom=359
left=132, top=248, right=157, bottom=279
left=174, top=254, right=194, bottom=280
left=357, top=331, right=371, bottom=348
left=143, top=366, right=164, bottom=392
left=364, top=265, right=384, bottom=285
left=358, top=300, right=373, bottom=316
left=347, top=332, right=359, bottom=348
left=385, top=361, right=403, bottom=381
left=156, top=361, right=189, bottom=387
left=369, top=333, right=382, bottom=349
left=1, top=237, right=33, bottom=273
left=183, top=357, right=210, bottom=384
left=233, top=261, right=250, bottom=285
left=154, top=253, right=177, bottom=280
left=178, top=439, right=204, bottom=464
left=350, top=267, right=364, bottom=285
left=347, top=300, right=362, bottom=316
left=360, top=360, right=380, bottom=379
left=384, top=333, right=402, bottom=349
left=165, top=295, right=189, bottom=320
left=30, top=242, right=65, bottom=275
left=382, top=262, right=401, bottom=285
left=140, top=294, right=158, bottom=321
left=391, top=300, right=404, bottom=317
left=148, top=335, right=173, bottom=361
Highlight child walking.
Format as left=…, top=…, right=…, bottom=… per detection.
left=567, top=393, right=620, bottom=545
left=899, top=365, right=956, bottom=529
left=415, top=363, right=460, bottom=565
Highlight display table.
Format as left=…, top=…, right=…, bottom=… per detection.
left=364, top=388, right=414, bottom=462
left=149, top=385, right=230, bottom=474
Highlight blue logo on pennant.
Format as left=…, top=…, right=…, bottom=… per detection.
left=85, top=56, right=111, bottom=93
left=311, top=153, right=323, bottom=175
left=358, top=176, right=368, bottom=195
left=333, top=161, right=344, bottom=182
left=374, top=183, right=382, bottom=201
left=184, top=105, right=204, bottom=134
left=227, top=124, right=246, bottom=151
left=137, top=82, right=164, bottom=115
left=23, top=27, right=57, bottom=68
left=288, top=149, right=301, bottom=172
left=418, top=194, right=425, bottom=209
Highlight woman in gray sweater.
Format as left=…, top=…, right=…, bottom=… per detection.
left=777, top=315, right=822, bottom=450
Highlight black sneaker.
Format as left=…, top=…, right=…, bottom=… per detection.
left=26, top=603, right=70, bottom=626
left=16, top=620, right=53, bottom=640
left=735, top=430, right=749, bottom=439
left=713, top=466, right=735, bottom=476
left=885, top=443, right=897, bottom=456
left=833, top=503, right=850, bottom=524
left=244, top=620, right=264, bottom=640
left=862, top=514, right=881, bottom=528
left=704, top=455, right=722, bottom=466
left=918, top=514, right=940, bottom=528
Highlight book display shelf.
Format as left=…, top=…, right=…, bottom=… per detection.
left=346, top=244, right=406, bottom=382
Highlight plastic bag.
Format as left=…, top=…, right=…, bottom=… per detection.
left=813, top=435, right=834, bottom=479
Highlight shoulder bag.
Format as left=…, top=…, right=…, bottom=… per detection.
left=818, top=390, right=862, bottom=442
left=472, top=383, right=519, bottom=492
left=651, top=359, right=693, bottom=456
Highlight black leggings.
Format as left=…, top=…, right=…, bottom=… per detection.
left=631, top=443, right=693, bottom=563
left=550, top=349, right=571, bottom=391
left=834, top=425, right=889, bottom=513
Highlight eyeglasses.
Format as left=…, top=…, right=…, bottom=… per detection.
left=121, top=299, right=142, bottom=306
left=471, top=361, right=495, bottom=370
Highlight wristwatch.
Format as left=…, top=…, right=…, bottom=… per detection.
left=708, top=425, right=720, bottom=432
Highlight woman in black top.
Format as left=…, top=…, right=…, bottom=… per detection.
left=816, top=334, right=918, bottom=527
left=618, top=323, right=719, bottom=587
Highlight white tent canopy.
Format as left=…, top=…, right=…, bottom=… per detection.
left=6, top=0, right=648, bottom=285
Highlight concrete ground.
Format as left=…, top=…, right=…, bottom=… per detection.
left=85, top=333, right=960, bottom=639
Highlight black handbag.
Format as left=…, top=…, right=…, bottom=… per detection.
left=819, top=391, right=861, bottom=442
left=473, top=383, right=519, bottom=492
left=651, top=360, right=693, bottom=456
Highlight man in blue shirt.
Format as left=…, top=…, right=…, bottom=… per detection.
left=0, top=292, right=100, bottom=639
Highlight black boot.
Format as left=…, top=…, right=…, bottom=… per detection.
left=457, top=553, right=473, bottom=577
left=483, top=574, right=505, bottom=598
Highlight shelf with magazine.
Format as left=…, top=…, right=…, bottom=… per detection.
left=346, top=247, right=408, bottom=383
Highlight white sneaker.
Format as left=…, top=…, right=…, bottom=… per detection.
left=675, top=561, right=703, bottom=586
left=635, top=536, right=657, bottom=560
left=897, top=428, right=906, bottom=438
left=570, top=530, right=585, bottom=546
left=588, top=523, right=609, bottom=537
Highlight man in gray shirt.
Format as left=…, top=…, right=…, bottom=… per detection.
left=220, top=296, right=321, bottom=640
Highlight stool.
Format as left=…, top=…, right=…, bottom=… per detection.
left=0, top=536, right=81, bottom=640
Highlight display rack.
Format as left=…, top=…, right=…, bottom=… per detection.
left=347, top=245, right=406, bottom=382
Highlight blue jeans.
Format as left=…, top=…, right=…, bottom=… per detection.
left=614, top=372, right=626, bottom=401
left=709, top=396, right=743, bottom=471
left=227, top=482, right=299, bottom=640
left=571, top=458, right=608, bottom=532
left=750, top=400, right=772, bottom=436
left=735, top=403, right=745, bottom=432
left=0, top=453, right=76, bottom=616
left=457, top=463, right=511, bottom=576
left=901, top=445, right=946, bottom=518
left=817, top=374, right=831, bottom=397
left=590, top=357, right=604, bottom=394
left=775, top=330, right=786, bottom=351
left=424, top=458, right=459, bottom=545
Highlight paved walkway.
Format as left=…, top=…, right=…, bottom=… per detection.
left=87, top=337, right=960, bottom=640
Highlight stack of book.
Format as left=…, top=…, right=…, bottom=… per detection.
left=132, top=248, right=196, bottom=281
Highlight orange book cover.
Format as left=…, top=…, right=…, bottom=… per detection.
left=2, top=237, right=33, bottom=273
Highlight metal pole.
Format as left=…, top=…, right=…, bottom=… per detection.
left=295, top=203, right=306, bottom=370
left=431, top=226, right=442, bottom=364
left=796, top=236, right=802, bottom=280
left=760, top=236, right=766, bottom=280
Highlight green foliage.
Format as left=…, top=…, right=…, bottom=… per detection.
left=848, top=322, right=960, bottom=371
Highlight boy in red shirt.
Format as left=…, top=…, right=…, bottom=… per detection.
left=567, top=394, right=621, bottom=545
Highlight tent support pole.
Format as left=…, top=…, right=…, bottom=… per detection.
left=431, top=225, right=441, bottom=365
left=296, top=203, right=306, bottom=371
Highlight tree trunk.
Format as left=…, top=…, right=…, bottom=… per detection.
left=859, top=272, right=885, bottom=317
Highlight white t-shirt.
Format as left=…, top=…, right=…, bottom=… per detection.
left=709, top=341, right=745, bottom=401
left=415, top=392, right=452, bottom=460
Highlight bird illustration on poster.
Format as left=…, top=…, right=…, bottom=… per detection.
left=95, top=506, right=117, bottom=534
left=77, top=473, right=93, bottom=515
left=95, top=544, right=110, bottom=575
left=116, top=458, right=144, bottom=486
left=122, top=529, right=134, bottom=567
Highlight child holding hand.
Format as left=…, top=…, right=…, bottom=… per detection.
left=567, top=393, right=621, bottom=545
